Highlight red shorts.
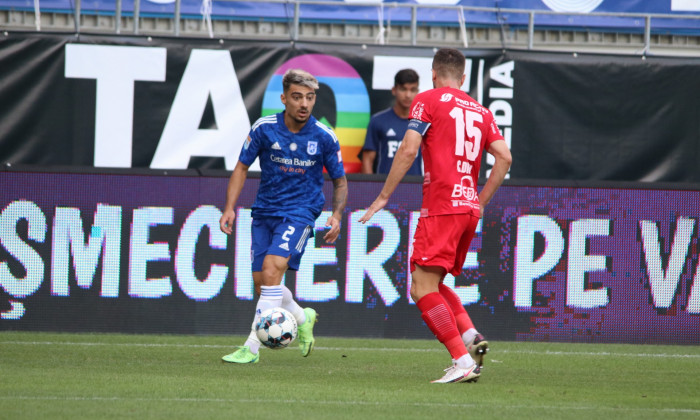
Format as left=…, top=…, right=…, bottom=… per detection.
left=410, top=213, right=480, bottom=276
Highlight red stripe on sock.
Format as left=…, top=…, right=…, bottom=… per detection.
left=416, top=292, right=467, bottom=360
left=439, top=283, right=475, bottom=333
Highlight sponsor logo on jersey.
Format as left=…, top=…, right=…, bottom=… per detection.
left=440, top=93, right=453, bottom=102
left=451, top=200, right=474, bottom=207
left=270, top=155, right=293, bottom=165
left=386, top=128, right=397, bottom=137
left=270, top=154, right=317, bottom=167
left=290, top=142, right=298, bottom=151
left=244, top=136, right=252, bottom=150
left=307, top=141, right=318, bottom=155
left=455, top=97, right=486, bottom=113
left=293, top=158, right=316, bottom=167
left=271, top=142, right=282, bottom=150
left=337, top=150, right=343, bottom=162
left=451, top=175, right=477, bottom=201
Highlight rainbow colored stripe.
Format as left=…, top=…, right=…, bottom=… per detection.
left=261, top=54, right=370, bottom=173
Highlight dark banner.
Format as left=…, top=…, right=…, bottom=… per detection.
left=509, top=52, right=700, bottom=182
left=0, top=33, right=504, bottom=175
left=0, top=33, right=699, bottom=181
left=1, top=168, right=699, bottom=344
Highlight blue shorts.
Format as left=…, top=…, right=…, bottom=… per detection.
left=251, top=217, right=314, bottom=272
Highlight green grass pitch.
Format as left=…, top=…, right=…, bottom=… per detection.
left=1, top=331, right=699, bottom=419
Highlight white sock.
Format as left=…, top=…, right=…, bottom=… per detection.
left=244, top=330, right=261, bottom=354
left=462, top=328, right=478, bottom=345
left=245, top=285, right=284, bottom=354
left=455, top=354, right=476, bottom=369
left=280, top=285, right=306, bottom=325
left=258, top=285, right=284, bottom=314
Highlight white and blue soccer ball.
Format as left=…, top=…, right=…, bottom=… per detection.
left=255, top=307, right=298, bottom=349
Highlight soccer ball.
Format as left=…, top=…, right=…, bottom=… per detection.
left=255, top=307, right=298, bottom=349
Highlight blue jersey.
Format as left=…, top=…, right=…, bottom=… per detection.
left=362, top=107, right=423, bottom=175
left=239, top=112, right=345, bottom=226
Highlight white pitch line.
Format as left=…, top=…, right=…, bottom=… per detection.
left=0, top=395, right=699, bottom=414
left=497, top=348, right=700, bottom=359
left=0, top=341, right=234, bottom=349
left=1, top=341, right=700, bottom=359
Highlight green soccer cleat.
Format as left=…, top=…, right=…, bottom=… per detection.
left=221, top=346, right=259, bottom=364
left=297, top=307, right=317, bottom=357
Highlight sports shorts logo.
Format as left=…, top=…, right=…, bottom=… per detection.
left=279, top=242, right=289, bottom=251
left=440, top=93, right=453, bottom=102
left=307, top=141, right=318, bottom=155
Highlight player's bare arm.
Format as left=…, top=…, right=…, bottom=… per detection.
left=478, top=139, right=512, bottom=217
left=324, top=175, right=348, bottom=243
left=359, top=129, right=422, bottom=223
left=361, top=150, right=377, bottom=174
left=220, top=160, right=250, bottom=235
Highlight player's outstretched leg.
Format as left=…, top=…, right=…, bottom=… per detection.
left=431, top=363, right=481, bottom=383
left=222, top=319, right=263, bottom=364
left=222, top=345, right=260, bottom=364
left=297, top=307, right=317, bottom=357
left=466, top=333, right=489, bottom=367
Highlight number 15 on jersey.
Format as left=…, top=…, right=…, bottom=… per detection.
left=450, top=107, right=483, bottom=162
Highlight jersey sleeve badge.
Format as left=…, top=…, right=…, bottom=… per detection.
left=411, top=101, right=425, bottom=120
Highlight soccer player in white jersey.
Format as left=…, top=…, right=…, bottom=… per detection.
left=219, top=69, right=347, bottom=364
left=360, top=48, right=512, bottom=383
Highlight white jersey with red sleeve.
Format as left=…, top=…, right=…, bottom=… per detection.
left=407, top=87, right=504, bottom=217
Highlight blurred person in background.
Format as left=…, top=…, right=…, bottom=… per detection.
left=360, top=69, right=422, bottom=176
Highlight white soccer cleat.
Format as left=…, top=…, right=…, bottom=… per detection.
left=431, top=363, right=481, bottom=383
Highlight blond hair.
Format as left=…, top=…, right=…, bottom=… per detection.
left=282, top=69, right=319, bottom=92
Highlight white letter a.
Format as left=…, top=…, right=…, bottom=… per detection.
left=151, top=49, right=252, bottom=170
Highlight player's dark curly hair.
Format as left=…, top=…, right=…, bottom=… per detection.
left=432, top=48, right=465, bottom=81
left=394, top=69, right=419, bottom=87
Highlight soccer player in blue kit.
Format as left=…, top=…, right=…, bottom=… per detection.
left=219, top=69, right=348, bottom=364
left=360, top=69, right=422, bottom=175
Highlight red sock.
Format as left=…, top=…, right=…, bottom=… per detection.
left=438, top=283, right=475, bottom=334
left=416, top=292, right=467, bottom=360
